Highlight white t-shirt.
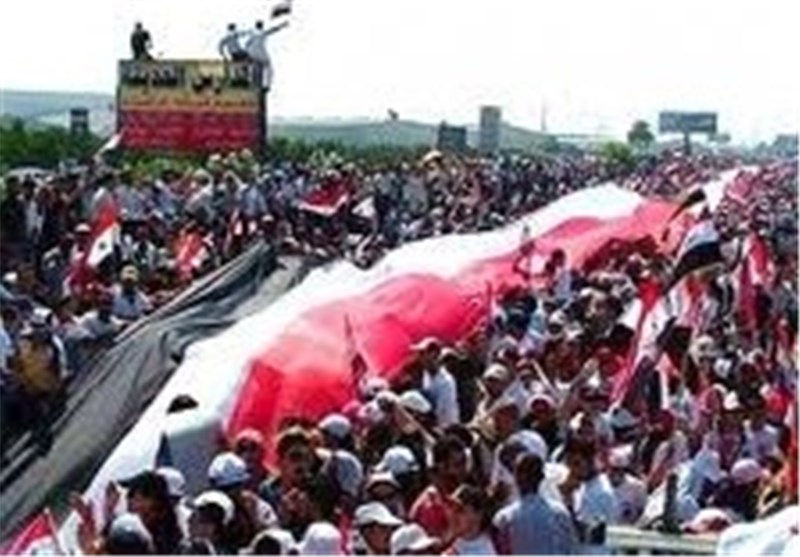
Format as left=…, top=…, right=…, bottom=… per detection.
left=743, top=423, right=780, bottom=462
left=422, top=367, right=460, bottom=427
left=574, top=474, right=618, bottom=528
left=612, top=474, right=648, bottom=525
left=77, top=311, right=123, bottom=339
left=115, top=184, right=146, bottom=221
left=573, top=474, right=618, bottom=554
left=112, top=287, right=152, bottom=321
left=450, top=533, right=496, bottom=555
left=245, top=29, right=269, bottom=62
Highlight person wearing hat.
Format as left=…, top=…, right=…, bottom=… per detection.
left=353, top=502, right=404, bottom=555
left=294, top=521, right=342, bottom=555
left=318, top=413, right=355, bottom=453
left=103, top=512, right=156, bottom=554
left=389, top=523, right=440, bottom=555
left=13, top=308, right=66, bottom=445
left=709, top=457, right=766, bottom=523
left=157, top=466, right=191, bottom=537
left=112, top=265, right=153, bottom=322
left=474, top=363, right=512, bottom=423
left=445, top=484, right=496, bottom=555
left=184, top=490, right=235, bottom=554
left=374, top=444, right=423, bottom=510
left=365, top=472, right=405, bottom=519
left=208, top=451, right=277, bottom=551
left=524, top=390, right=561, bottom=451
left=115, top=470, right=184, bottom=554
left=243, top=528, right=295, bottom=555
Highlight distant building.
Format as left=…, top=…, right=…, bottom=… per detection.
left=772, top=134, right=798, bottom=159
left=69, top=108, right=90, bottom=135
left=437, top=122, right=468, bottom=152
left=478, top=106, right=501, bottom=153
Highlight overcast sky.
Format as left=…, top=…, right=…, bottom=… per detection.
left=1, top=0, right=797, bottom=142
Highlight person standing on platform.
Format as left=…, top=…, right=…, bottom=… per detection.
left=245, top=19, right=289, bottom=91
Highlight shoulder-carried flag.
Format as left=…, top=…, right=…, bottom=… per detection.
left=1, top=510, right=63, bottom=555
left=670, top=217, right=723, bottom=288
left=86, top=198, right=120, bottom=268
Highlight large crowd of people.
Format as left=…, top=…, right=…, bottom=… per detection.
left=1, top=146, right=797, bottom=554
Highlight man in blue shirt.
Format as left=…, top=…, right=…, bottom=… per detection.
left=493, top=452, right=577, bottom=554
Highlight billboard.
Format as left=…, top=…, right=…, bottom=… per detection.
left=117, top=60, right=265, bottom=153
left=69, top=108, right=89, bottom=135
left=658, top=111, right=718, bottom=135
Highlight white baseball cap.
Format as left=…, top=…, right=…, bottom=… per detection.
left=354, top=502, right=404, bottom=528
left=483, top=363, right=510, bottom=383
left=376, top=446, right=419, bottom=476
left=107, top=513, right=153, bottom=550
left=207, top=451, right=250, bottom=488
left=156, top=467, right=186, bottom=499
left=506, top=429, right=548, bottom=462
left=398, top=390, right=433, bottom=415
left=365, top=471, right=401, bottom=492
left=193, top=490, right=235, bottom=525
left=319, top=413, right=353, bottom=440
left=731, top=458, right=765, bottom=485
left=296, top=521, right=342, bottom=555
left=390, top=523, right=438, bottom=555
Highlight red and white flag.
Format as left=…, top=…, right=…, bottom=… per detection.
left=1, top=510, right=63, bottom=555
left=175, top=231, right=210, bottom=281
left=64, top=199, right=119, bottom=294
left=86, top=200, right=120, bottom=268
left=298, top=181, right=351, bottom=217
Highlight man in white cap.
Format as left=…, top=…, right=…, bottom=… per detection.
left=157, top=466, right=191, bottom=536
left=104, top=512, right=155, bottom=554
left=207, top=451, right=277, bottom=550
left=295, top=521, right=342, bottom=555
left=185, top=490, right=235, bottom=554
left=354, top=502, right=404, bottom=554
left=389, top=523, right=439, bottom=555
left=319, top=413, right=354, bottom=452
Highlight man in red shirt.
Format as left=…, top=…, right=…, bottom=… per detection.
left=409, top=436, right=469, bottom=540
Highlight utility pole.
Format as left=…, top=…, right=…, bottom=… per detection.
left=540, top=101, right=548, bottom=134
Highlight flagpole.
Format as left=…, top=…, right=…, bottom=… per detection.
left=44, top=508, right=65, bottom=555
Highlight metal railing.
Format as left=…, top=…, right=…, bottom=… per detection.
left=607, top=526, right=719, bottom=555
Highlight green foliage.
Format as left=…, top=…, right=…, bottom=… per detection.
left=598, top=141, right=635, bottom=174
left=0, top=118, right=103, bottom=169
left=627, top=120, right=655, bottom=150
left=266, top=136, right=425, bottom=169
